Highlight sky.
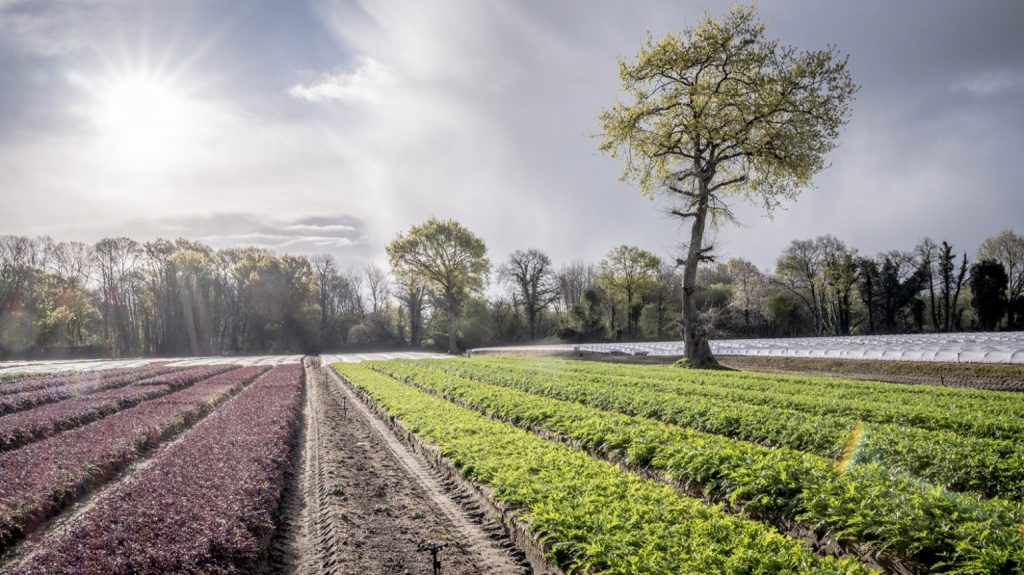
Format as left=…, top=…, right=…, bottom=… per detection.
left=1, top=0, right=1022, bottom=273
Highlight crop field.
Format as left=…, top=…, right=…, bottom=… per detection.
left=1, top=353, right=1022, bottom=574
left=334, top=356, right=1024, bottom=575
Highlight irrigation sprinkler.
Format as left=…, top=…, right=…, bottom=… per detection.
left=417, top=541, right=448, bottom=575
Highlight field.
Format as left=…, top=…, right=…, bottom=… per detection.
left=0, top=355, right=1022, bottom=574
left=334, top=356, right=1024, bottom=574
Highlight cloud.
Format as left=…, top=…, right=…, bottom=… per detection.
left=0, top=0, right=133, bottom=57
left=288, top=58, right=392, bottom=102
left=78, top=212, right=373, bottom=265
left=951, top=68, right=1024, bottom=97
left=3, top=0, right=1024, bottom=276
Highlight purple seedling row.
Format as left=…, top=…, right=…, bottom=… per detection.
left=0, top=372, right=82, bottom=396
left=10, top=364, right=304, bottom=575
left=0, top=365, right=179, bottom=397
left=0, top=365, right=236, bottom=453
left=0, top=366, right=184, bottom=414
left=0, top=366, right=268, bottom=554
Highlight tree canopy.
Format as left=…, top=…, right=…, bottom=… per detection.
left=597, top=245, right=661, bottom=339
left=386, top=217, right=490, bottom=353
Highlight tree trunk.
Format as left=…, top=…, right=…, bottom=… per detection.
left=680, top=177, right=717, bottom=368
left=928, top=272, right=939, bottom=333
left=952, top=255, right=968, bottom=332
left=447, top=305, right=458, bottom=354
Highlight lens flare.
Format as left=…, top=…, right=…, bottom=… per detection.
left=836, top=421, right=865, bottom=472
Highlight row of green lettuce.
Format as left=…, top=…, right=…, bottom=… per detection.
left=477, top=356, right=1024, bottom=439
left=369, top=360, right=1024, bottom=575
left=429, top=359, right=1024, bottom=501
left=332, top=362, right=872, bottom=575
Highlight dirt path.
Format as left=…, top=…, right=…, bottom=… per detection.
left=269, top=359, right=530, bottom=575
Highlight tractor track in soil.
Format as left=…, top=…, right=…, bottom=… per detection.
left=267, top=359, right=530, bottom=575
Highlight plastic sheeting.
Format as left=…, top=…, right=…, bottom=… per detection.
left=0, top=352, right=454, bottom=375
left=469, top=332, right=1024, bottom=364
left=0, top=355, right=303, bottom=375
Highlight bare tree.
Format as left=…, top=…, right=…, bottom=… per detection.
left=556, top=262, right=594, bottom=313
left=364, top=264, right=390, bottom=314
left=916, top=238, right=940, bottom=332
left=394, top=274, right=431, bottom=347
left=0, top=236, right=47, bottom=314
left=499, top=249, right=560, bottom=340
left=311, top=254, right=338, bottom=351
left=725, top=259, right=767, bottom=335
left=93, top=237, right=141, bottom=355
left=774, top=239, right=825, bottom=335
left=47, top=241, right=93, bottom=287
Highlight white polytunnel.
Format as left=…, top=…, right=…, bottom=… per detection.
left=468, top=332, right=1024, bottom=364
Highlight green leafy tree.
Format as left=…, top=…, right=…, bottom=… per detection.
left=571, top=288, right=606, bottom=341
left=232, top=251, right=316, bottom=352
left=977, top=230, right=1024, bottom=328
left=386, top=218, right=490, bottom=354
left=599, top=5, right=856, bottom=367
left=596, top=245, right=661, bottom=339
left=394, top=273, right=431, bottom=347
left=856, top=257, right=880, bottom=334
left=970, top=260, right=1009, bottom=331
left=765, top=292, right=801, bottom=336
left=824, top=248, right=858, bottom=336
left=878, top=255, right=928, bottom=333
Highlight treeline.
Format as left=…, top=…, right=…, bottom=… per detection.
left=0, top=227, right=1022, bottom=358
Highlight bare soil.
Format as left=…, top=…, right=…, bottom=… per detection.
left=716, top=355, right=1024, bottom=391
left=267, top=360, right=530, bottom=575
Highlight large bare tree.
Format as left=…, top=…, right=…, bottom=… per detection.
left=499, top=249, right=560, bottom=341
left=599, top=5, right=856, bottom=367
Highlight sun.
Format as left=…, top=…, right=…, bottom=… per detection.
left=90, top=72, right=199, bottom=167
